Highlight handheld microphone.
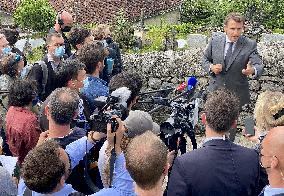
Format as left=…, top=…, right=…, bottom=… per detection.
left=176, top=81, right=187, bottom=92
left=187, top=77, right=198, bottom=91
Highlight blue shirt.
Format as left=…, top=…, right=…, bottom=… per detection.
left=18, top=137, right=95, bottom=196
left=261, top=185, right=284, bottom=196
left=81, top=75, right=109, bottom=113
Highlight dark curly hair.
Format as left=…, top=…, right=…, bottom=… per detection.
left=57, top=59, right=86, bottom=87
left=0, top=28, right=19, bottom=45
left=77, top=41, right=109, bottom=74
left=47, top=87, right=80, bottom=125
left=204, top=88, right=240, bottom=133
left=68, top=27, right=91, bottom=50
left=109, top=71, right=143, bottom=106
left=8, top=79, right=37, bottom=107
left=21, top=140, right=65, bottom=194
left=0, top=52, right=22, bottom=78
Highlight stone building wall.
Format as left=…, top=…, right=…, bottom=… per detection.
left=122, top=41, right=284, bottom=124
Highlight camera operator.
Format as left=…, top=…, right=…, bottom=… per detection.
left=167, top=89, right=260, bottom=196
left=96, top=110, right=161, bottom=195
left=18, top=131, right=106, bottom=195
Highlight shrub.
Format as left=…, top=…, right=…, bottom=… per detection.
left=13, top=0, right=56, bottom=32
left=112, top=10, right=136, bottom=51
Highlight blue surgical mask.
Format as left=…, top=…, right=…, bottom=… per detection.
left=54, top=46, right=65, bottom=58
left=2, top=47, right=11, bottom=55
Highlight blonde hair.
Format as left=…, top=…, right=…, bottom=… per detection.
left=254, top=91, right=284, bottom=131
left=92, top=24, right=111, bottom=40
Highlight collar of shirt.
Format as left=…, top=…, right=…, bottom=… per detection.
left=86, top=75, right=107, bottom=86
left=264, top=185, right=284, bottom=196
left=47, top=54, right=59, bottom=71
left=224, top=35, right=237, bottom=58
left=203, top=135, right=227, bottom=145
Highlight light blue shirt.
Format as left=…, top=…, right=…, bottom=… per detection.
left=262, top=185, right=284, bottom=196
left=18, top=137, right=94, bottom=196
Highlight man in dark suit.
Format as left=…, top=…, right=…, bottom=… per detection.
left=167, top=89, right=260, bottom=196
left=201, top=12, right=263, bottom=107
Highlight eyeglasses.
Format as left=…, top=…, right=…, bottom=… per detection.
left=51, top=43, right=65, bottom=47
left=259, top=153, right=273, bottom=168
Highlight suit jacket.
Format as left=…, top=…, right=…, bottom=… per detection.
left=201, top=34, right=263, bottom=106
left=167, top=139, right=260, bottom=196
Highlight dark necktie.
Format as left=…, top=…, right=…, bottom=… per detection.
left=225, top=42, right=234, bottom=69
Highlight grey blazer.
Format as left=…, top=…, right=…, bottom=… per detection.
left=201, top=34, right=263, bottom=106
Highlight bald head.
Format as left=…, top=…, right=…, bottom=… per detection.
left=57, top=11, right=73, bottom=32
left=264, top=126, right=284, bottom=158
left=60, top=11, right=73, bottom=24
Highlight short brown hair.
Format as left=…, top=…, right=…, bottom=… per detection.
left=77, top=41, right=109, bottom=74
left=21, top=140, right=65, bottom=194
left=224, top=12, right=245, bottom=25
left=45, top=32, right=62, bottom=45
left=125, top=131, right=168, bottom=190
left=204, top=89, right=240, bottom=133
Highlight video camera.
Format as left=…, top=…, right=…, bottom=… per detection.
left=90, top=87, right=131, bottom=133
left=138, top=76, right=200, bottom=153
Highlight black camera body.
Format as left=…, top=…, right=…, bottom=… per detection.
left=90, top=96, right=127, bottom=133
left=160, top=97, right=199, bottom=153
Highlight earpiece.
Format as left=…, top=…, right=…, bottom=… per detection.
left=57, top=12, right=64, bottom=26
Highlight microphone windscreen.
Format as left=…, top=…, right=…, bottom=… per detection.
left=188, top=77, right=198, bottom=87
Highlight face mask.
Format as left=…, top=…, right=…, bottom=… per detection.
left=105, top=37, right=113, bottom=44
left=54, top=46, right=65, bottom=58
left=2, top=47, right=11, bottom=55
left=61, top=26, right=72, bottom=32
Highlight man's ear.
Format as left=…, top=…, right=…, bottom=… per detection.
left=271, top=156, right=279, bottom=169
left=163, top=163, right=170, bottom=176
left=45, top=105, right=50, bottom=118
left=201, top=113, right=206, bottom=125
left=72, top=111, right=78, bottom=120
left=67, top=80, right=75, bottom=88
left=231, top=120, right=237, bottom=129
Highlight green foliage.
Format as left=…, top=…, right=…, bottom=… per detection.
left=181, top=0, right=284, bottom=30
left=181, top=0, right=217, bottom=25
left=26, top=46, right=45, bottom=63
left=13, top=0, right=56, bottom=32
left=83, top=23, right=97, bottom=30
left=112, top=10, right=136, bottom=51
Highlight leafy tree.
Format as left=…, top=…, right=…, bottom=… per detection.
left=13, top=0, right=56, bottom=32
left=112, top=10, right=136, bottom=51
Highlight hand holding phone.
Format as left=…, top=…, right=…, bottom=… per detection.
left=244, top=117, right=255, bottom=136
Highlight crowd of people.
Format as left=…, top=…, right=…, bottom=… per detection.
left=0, top=10, right=283, bottom=196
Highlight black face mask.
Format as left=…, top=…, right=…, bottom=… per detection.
left=61, top=26, right=72, bottom=32
left=105, top=37, right=113, bottom=44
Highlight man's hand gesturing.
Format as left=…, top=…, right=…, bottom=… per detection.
left=211, top=64, right=223, bottom=75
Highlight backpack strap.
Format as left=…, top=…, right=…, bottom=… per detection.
left=35, top=60, right=48, bottom=97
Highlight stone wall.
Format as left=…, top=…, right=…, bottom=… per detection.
left=122, top=41, right=284, bottom=124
